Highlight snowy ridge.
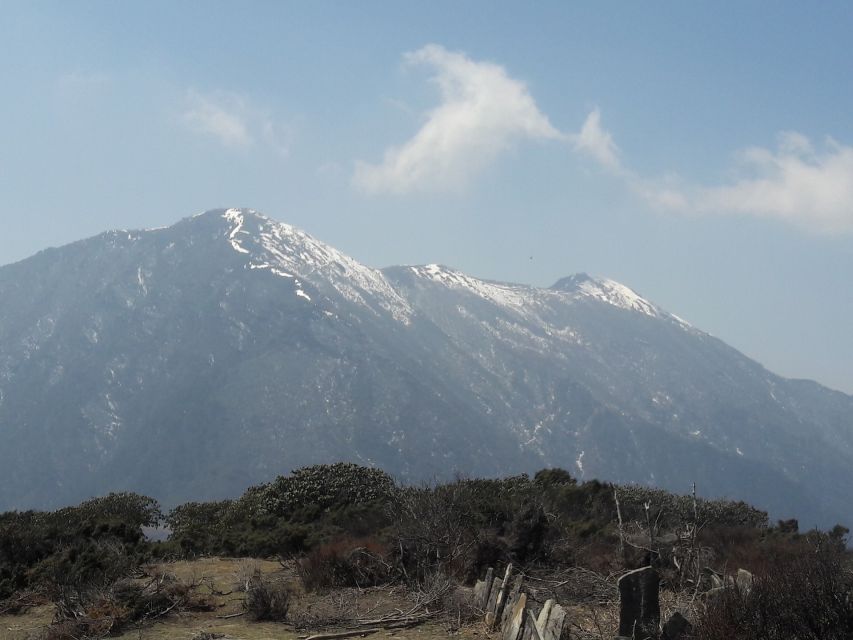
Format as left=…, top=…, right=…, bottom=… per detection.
left=404, top=264, right=586, bottom=355
left=573, top=277, right=660, bottom=317
left=220, top=209, right=687, bottom=330
left=405, top=264, right=692, bottom=332
left=553, top=273, right=692, bottom=328
left=221, top=209, right=412, bottom=322
left=408, top=264, right=541, bottom=313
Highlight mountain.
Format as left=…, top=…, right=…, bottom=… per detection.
left=1, top=208, right=851, bottom=528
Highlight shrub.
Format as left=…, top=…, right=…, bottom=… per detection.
left=243, top=575, right=291, bottom=621
left=507, top=501, right=549, bottom=564
left=391, top=476, right=538, bottom=581
left=297, top=536, right=392, bottom=591
left=534, top=468, right=577, bottom=488
left=42, top=572, right=209, bottom=639
left=0, top=493, right=159, bottom=600
left=164, top=464, right=395, bottom=559
left=613, top=485, right=768, bottom=530
left=694, top=538, right=853, bottom=640
left=252, top=463, right=396, bottom=518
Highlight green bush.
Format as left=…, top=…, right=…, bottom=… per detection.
left=0, top=493, right=160, bottom=599
left=251, top=463, right=395, bottom=517
left=165, top=464, right=394, bottom=558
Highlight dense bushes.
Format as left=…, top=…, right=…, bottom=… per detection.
left=165, top=464, right=393, bottom=558
left=0, top=493, right=160, bottom=600
left=251, top=463, right=395, bottom=517
left=159, top=464, right=775, bottom=590
left=694, top=535, right=853, bottom=639
left=1, top=464, right=776, bottom=601
left=614, top=485, right=768, bottom=529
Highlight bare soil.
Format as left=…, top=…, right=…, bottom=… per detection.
left=0, top=558, right=488, bottom=640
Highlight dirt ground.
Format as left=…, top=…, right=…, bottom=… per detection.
left=0, top=557, right=490, bottom=640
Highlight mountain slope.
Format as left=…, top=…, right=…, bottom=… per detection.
left=1, top=208, right=851, bottom=528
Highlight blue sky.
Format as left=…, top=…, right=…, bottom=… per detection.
left=2, top=1, right=853, bottom=392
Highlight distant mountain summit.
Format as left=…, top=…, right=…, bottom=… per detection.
left=1, top=208, right=851, bottom=528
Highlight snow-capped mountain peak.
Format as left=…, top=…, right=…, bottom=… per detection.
left=552, top=273, right=691, bottom=327
left=219, top=208, right=413, bottom=323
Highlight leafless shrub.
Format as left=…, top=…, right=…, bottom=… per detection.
left=243, top=574, right=291, bottom=621
left=391, top=484, right=476, bottom=581
left=41, top=572, right=212, bottom=639
left=235, top=560, right=261, bottom=593
left=296, top=537, right=393, bottom=592
left=523, top=566, right=617, bottom=605
left=429, top=577, right=476, bottom=628
left=693, top=543, right=853, bottom=639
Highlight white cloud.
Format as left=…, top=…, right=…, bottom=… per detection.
left=182, top=90, right=290, bottom=154
left=694, top=134, right=853, bottom=232
left=353, top=44, right=564, bottom=194
left=183, top=91, right=252, bottom=148
left=573, top=109, right=621, bottom=171
left=356, top=46, right=853, bottom=232
left=571, top=110, right=853, bottom=233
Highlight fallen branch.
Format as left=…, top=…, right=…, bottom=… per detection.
left=303, top=628, right=382, bottom=640
left=353, top=611, right=435, bottom=627
left=302, top=615, right=434, bottom=640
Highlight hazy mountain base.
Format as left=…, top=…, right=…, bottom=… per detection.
left=1, top=209, right=851, bottom=529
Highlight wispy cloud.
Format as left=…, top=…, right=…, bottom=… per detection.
left=571, top=110, right=853, bottom=233
left=692, top=134, right=853, bottom=232
left=355, top=45, right=853, bottom=232
left=572, top=109, right=621, bottom=171
left=182, top=90, right=290, bottom=155
left=353, top=44, right=564, bottom=194
left=183, top=91, right=252, bottom=148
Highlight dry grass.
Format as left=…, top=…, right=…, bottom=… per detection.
left=0, top=558, right=486, bottom=640
left=0, top=604, right=54, bottom=640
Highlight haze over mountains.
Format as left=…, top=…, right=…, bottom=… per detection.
left=1, top=208, right=851, bottom=528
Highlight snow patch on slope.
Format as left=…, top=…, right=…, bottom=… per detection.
left=223, top=209, right=251, bottom=254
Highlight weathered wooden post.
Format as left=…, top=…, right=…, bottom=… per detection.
left=502, top=591, right=528, bottom=640
left=474, top=567, right=566, bottom=640
left=500, top=574, right=524, bottom=631
left=485, top=576, right=502, bottom=620
left=490, top=564, right=514, bottom=628
left=478, top=567, right=495, bottom=608
left=617, top=566, right=660, bottom=638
